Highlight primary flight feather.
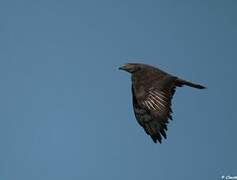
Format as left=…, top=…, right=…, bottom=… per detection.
left=119, top=63, right=206, bottom=143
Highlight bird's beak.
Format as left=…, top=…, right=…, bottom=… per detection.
left=118, top=65, right=126, bottom=71
left=119, top=64, right=129, bottom=71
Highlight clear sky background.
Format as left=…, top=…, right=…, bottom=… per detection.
left=0, top=1, right=236, bottom=180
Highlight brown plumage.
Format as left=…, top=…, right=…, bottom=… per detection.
left=119, top=63, right=206, bottom=143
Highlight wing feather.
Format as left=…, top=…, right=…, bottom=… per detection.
left=132, top=85, right=176, bottom=143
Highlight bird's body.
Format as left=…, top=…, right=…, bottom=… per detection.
left=119, top=63, right=206, bottom=143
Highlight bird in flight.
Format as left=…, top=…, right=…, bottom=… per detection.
left=119, top=63, right=206, bottom=143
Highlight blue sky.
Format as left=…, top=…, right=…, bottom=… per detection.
left=0, top=1, right=236, bottom=180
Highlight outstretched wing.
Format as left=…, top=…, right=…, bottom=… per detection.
left=132, top=85, right=176, bottom=143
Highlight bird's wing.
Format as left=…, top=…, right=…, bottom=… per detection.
left=141, top=87, right=174, bottom=120
left=132, top=85, right=176, bottom=143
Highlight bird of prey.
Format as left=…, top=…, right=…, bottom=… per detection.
left=119, top=63, right=206, bottom=143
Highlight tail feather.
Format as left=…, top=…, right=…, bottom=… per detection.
left=176, top=78, right=206, bottom=89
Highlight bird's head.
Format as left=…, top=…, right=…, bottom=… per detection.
left=119, top=63, right=142, bottom=74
